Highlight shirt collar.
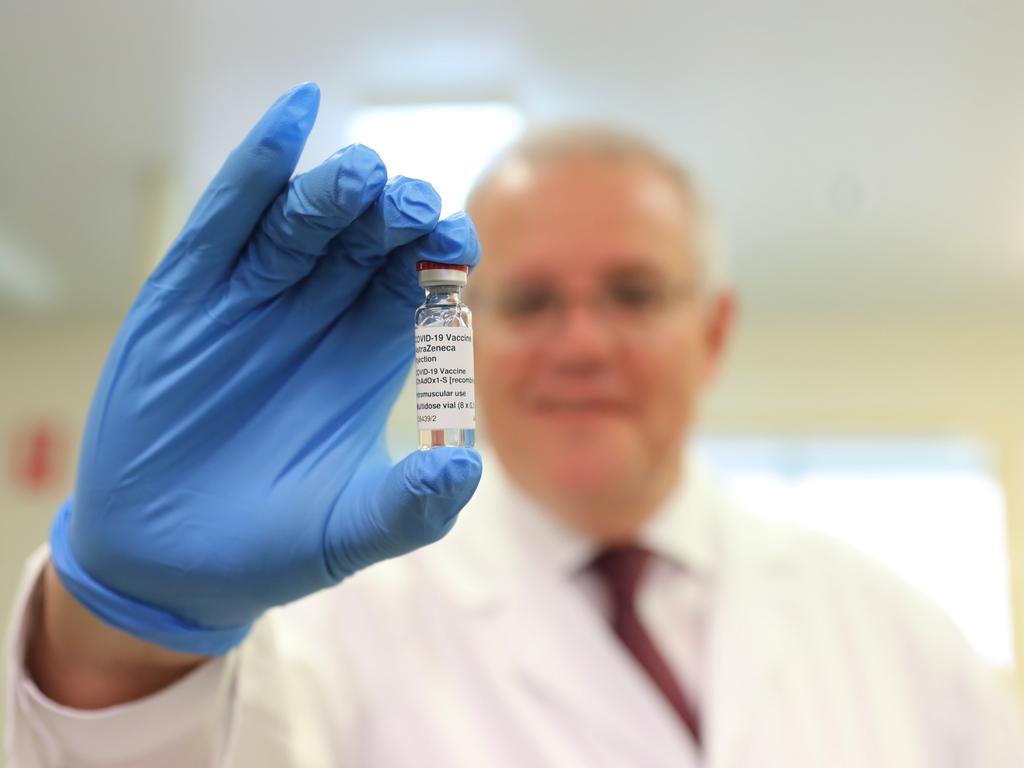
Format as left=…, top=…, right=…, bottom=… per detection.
left=499, top=451, right=718, bottom=580
left=638, top=456, right=716, bottom=578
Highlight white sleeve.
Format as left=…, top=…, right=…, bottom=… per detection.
left=5, top=548, right=361, bottom=768
left=4, top=547, right=237, bottom=768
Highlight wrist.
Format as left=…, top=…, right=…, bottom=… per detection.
left=26, top=559, right=209, bottom=710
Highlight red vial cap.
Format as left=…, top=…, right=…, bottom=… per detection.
left=417, top=261, right=469, bottom=272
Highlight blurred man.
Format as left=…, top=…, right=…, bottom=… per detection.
left=7, top=83, right=1023, bottom=767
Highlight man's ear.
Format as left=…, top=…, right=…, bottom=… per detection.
left=702, top=290, right=737, bottom=387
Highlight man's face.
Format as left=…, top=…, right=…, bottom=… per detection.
left=469, top=156, right=732, bottom=537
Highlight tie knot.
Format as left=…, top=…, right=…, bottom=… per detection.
left=590, top=544, right=652, bottom=610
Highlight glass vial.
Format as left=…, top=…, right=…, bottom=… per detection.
left=414, top=261, right=475, bottom=450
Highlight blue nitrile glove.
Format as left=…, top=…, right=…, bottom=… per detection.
left=48, top=82, right=482, bottom=655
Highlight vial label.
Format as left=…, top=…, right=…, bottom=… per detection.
left=415, top=328, right=476, bottom=430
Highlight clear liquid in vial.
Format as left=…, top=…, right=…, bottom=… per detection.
left=419, top=426, right=476, bottom=450
left=414, top=271, right=475, bottom=450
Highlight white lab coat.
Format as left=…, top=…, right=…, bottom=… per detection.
left=6, top=455, right=1023, bottom=767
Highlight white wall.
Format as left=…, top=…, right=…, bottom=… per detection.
left=704, top=310, right=1024, bottom=694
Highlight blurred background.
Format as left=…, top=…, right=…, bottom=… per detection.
left=1, top=0, right=1022, bottom=736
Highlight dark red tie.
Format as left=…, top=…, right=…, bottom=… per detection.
left=591, top=545, right=702, bottom=746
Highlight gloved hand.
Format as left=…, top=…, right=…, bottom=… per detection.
left=48, top=82, right=482, bottom=655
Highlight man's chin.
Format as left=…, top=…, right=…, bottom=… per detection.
left=535, top=434, right=640, bottom=497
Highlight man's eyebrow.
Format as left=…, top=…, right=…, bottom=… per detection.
left=492, top=269, right=557, bottom=287
left=602, top=260, right=668, bottom=281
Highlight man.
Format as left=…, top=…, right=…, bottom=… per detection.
left=6, top=82, right=1023, bottom=766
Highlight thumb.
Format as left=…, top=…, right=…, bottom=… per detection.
left=324, top=448, right=483, bottom=579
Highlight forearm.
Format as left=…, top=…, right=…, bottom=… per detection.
left=25, top=559, right=209, bottom=710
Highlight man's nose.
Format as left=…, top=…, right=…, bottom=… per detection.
left=547, top=301, right=617, bottom=369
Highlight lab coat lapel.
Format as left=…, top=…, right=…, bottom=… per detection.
left=703, top=500, right=802, bottom=768
left=494, top=552, right=697, bottom=765
left=440, top=463, right=695, bottom=765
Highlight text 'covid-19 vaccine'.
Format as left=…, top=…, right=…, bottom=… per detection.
left=414, top=261, right=475, bottom=450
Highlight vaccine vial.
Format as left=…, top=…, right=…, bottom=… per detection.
left=414, top=261, right=475, bottom=450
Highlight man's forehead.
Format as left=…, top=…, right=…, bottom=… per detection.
left=480, top=154, right=683, bottom=207
left=470, top=156, right=695, bottom=279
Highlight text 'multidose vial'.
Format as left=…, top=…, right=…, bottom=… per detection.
left=414, top=261, right=476, bottom=450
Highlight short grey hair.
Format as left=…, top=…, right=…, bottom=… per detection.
left=465, top=124, right=732, bottom=295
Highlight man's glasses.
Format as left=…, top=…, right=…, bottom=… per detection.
left=472, top=279, right=698, bottom=342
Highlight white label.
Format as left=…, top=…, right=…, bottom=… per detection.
left=415, top=327, right=476, bottom=430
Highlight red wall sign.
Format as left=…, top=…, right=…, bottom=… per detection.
left=9, top=420, right=65, bottom=493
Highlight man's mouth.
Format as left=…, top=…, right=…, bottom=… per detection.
left=533, top=397, right=628, bottom=415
